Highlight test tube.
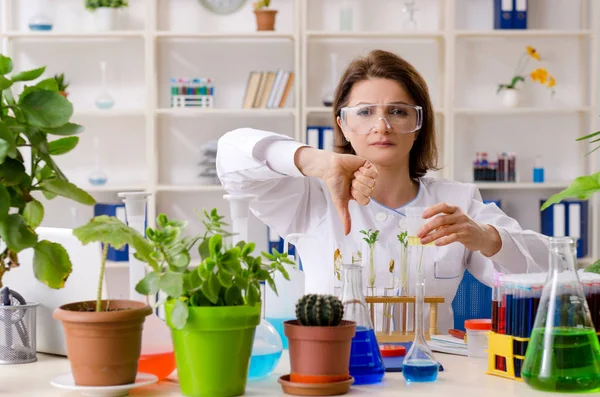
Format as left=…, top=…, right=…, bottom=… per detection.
left=492, top=274, right=499, bottom=333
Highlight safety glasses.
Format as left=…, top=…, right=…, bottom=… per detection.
left=339, top=103, right=423, bottom=135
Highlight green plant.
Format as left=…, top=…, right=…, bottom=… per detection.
left=132, top=209, right=292, bottom=329
left=295, top=294, right=343, bottom=326
left=360, top=229, right=379, bottom=289
left=53, top=73, right=69, bottom=93
left=497, top=46, right=556, bottom=96
left=397, top=230, right=408, bottom=291
left=0, top=54, right=95, bottom=289
left=72, top=215, right=156, bottom=312
left=85, top=0, right=128, bottom=11
left=253, top=0, right=271, bottom=10
left=541, top=124, right=600, bottom=274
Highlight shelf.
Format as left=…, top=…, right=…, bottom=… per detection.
left=455, top=107, right=591, bottom=115
left=156, top=108, right=296, bottom=117
left=455, top=30, right=592, bottom=38
left=155, top=31, right=295, bottom=40
left=305, top=31, right=443, bottom=39
left=578, top=257, right=598, bottom=267
left=106, top=260, right=129, bottom=269
left=475, top=182, right=570, bottom=190
left=4, top=31, right=145, bottom=39
left=82, top=184, right=148, bottom=192
left=74, top=109, right=146, bottom=117
left=157, top=185, right=225, bottom=192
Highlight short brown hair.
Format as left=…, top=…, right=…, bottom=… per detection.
left=333, top=49, right=439, bottom=180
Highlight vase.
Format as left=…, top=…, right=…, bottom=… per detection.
left=254, top=10, right=277, bottom=31
left=502, top=88, right=520, bottom=108
left=93, top=8, right=117, bottom=31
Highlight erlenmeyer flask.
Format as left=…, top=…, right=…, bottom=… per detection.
left=402, top=265, right=439, bottom=382
left=340, top=261, right=385, bottom=384
left=522, top=237, right=600, bottom=392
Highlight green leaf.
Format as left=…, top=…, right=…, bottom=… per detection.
left=198, top=238, right=209, bottom=260
left=266, top=274, right=277, bottom=296
left=40, top=178, right=95, bottom=205
left=19, top=90, right=73, bottom=128
left=35, top=77, right=59, bottom=91
left=541, top=172, right=600, bottom=211
left=233, top=274, right=248, bottom=291
left=242, top=242, right=255, bottom=257
left=0, top=123, right=17, bottom=163
left=32, top=240, right=72, bottom=289
left=584, top=260, right=600, bottom=275
left=23, top=199, right=44, bottom=228
left=11, top=66, right=45, bottom=82
left=217, top=268, right=233, bottom=288
left=184, top=269, right=202, bottom=292
left=0, top=158, right=25, bottom=186
left=209, top=234, right=222, bottom=256
left=159, top=271, right=184, bottom=298
left=247, top=283, right=260, bottom=306
left=0, top=185, right=9, bottom=218
left=278, top=264, right=290, bottom=281
left=0, top=55, right=13, bottom=74
left=135, top=271, right=160, bottom=295
left=225, top=285, right=243, bottom=306
left=48, top=136, right=79, bottom=156
left=206, top=272, right=221, bottom=304
left=0, top=214, right=38, bottom=252
left=157, top=213, right=168, bottom=228
left=169, top=251, right=190, bottom=269
left=0, top=75, right=12, bottom=90
left=169, top=300, right=189, bottom=330
left=42, top=190, right=57, bottom=200
left=73, top=215, right=158, bottom=271
left=43, top=123, right=85, bottom=136
left=577, top=130, right=600, bottom=141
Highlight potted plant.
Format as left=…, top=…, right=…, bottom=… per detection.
left=0, top=53, right=94, bottom=291
left=497, top=45, right=556, bottom=108
left=283, top=294, right=356, bottom=385
left=53, top=216, right=155, bottom=386
left=54, top=73, right=69, bottom=98
left=129, top=209, right=292, bottom=397
left=253, top=0, right=277, bottom=31
left=85, top=0, right=128, bottom=31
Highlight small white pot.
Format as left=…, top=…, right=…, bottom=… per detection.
left=93, top=8, right=117, bottom=31
left=502, top=88, right=520, bottom=108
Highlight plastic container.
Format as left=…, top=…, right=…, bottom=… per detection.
left=465, top=319, right=491, bottom=358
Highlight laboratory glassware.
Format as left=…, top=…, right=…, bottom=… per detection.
left=340, top=260, right=385, bottom=384
left=88, top=137, right=108, bottom=186
left=522, top=237, right=600, bottom=392
left=95, top=61, right=115, bottom=110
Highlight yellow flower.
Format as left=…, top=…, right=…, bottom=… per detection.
left=547, top=76, right=556, bottom=88
left=531, top=68, right=549, bottom=84
left=527, top=46, right=541, bottom=61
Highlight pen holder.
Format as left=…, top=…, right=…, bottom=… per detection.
left=0, top=301, right=39, bottom=364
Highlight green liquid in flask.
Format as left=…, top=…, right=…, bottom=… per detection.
left=522, top=327, right=600, bottom=393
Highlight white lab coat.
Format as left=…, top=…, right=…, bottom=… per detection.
left=216, top=128, right=550, bottom=334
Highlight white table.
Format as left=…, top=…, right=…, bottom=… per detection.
left=0, top=351, right=579, bottom=396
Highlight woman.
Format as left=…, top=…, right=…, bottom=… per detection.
left=216, top=50, right=549, bottom=333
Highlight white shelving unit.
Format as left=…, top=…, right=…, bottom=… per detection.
left=0, top=0, right=598, bottom=263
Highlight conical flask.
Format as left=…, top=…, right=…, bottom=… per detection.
left=340, top=259, right=385, bottom=385
left=522, top=237, right=600, bottom=392
left=402, top=265, right=439, bottom=382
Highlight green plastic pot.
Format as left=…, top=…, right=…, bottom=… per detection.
left=165, top=301, right=261, bottom=397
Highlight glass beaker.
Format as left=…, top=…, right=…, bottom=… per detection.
left=248, top=284, right=283, bottom=380
left=522, top=237, right=600, bottom=392
left=402, top=264, right=439, bottom=382
left=341, top=262, right=385, bottom=385
left=406, top=207, right=434, bottom=247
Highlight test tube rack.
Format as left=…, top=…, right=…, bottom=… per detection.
left=365, top=295, right=445, bottom=343
left=485, top=331, right=529, bottom=381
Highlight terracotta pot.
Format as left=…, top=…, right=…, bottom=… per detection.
left=53, top=300, right=152, bottom=386
left=254, top=9, right=277, bottom=31
left=284, top=320, right=356, bottom=383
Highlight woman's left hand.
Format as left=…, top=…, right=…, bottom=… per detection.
left=417, top=202, right=502, bottom=257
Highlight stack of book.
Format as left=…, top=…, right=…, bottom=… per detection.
left=198, top=141, right=218, bottom=184
left=242, top=69, right=294, bottom=109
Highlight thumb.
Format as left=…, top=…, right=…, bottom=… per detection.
left=334, top=197, right=352, bottom=236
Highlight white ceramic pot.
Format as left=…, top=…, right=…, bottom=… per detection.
left=502, top=88, right=520, bottom=108
left=93, top=8, right=117, bottom=31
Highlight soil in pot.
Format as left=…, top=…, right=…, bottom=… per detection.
left=53, top=299, right=152, bottom=387
left=284, top=320, right=356, bottom=384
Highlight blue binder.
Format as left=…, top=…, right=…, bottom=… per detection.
left=540, top=200, right=588, bottom=258
left=306, top=125, right=334, bottom=151
left=94, top=203, right=129, bottom=261
left=513, top=0, right=528, bottom=29
left=494, top=0, right=514, bottom=29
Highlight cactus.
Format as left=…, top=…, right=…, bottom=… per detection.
left=295, top=294, right=344, bottom=326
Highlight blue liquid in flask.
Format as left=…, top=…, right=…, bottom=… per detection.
left=248, top=350, right=282, bottom=380
left=402, top=360, right=439, bottom=382
left=349, top=326, right=386, bottom=385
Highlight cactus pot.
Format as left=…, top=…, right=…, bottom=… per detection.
left=284, top=320, right=356, bottom=384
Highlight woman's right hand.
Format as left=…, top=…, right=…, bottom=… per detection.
left=296, top=147, right=377, bottom=235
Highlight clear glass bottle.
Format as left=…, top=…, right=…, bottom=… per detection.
left=88, top=137, right=107, bottom=186
left=95, top=61, right=115, bottom=110
left=402, top=263, right=439, bottom=382
left=522, top=237, right=600, bottom=392
left=321, top=53, right=338, bottom=107
left=341, top=261, right=385, bottom=385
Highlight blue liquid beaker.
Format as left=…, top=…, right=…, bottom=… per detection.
left=341, top=262, right=385, bottom=385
